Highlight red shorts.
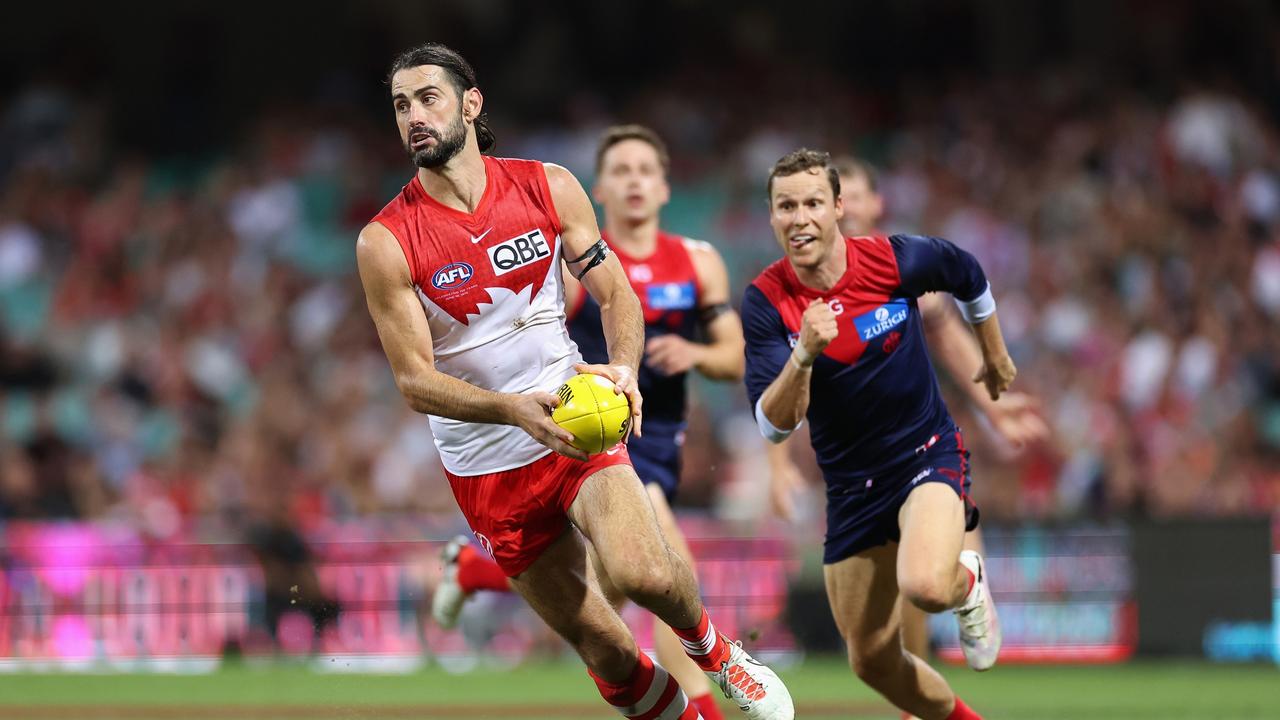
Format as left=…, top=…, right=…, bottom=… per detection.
left=445, top=446, right=633, bottom=577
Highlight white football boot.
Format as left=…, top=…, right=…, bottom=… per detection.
left=953, top=550, right=1001, bottom=671
left=706, top=636, right=795, bottom=720
left=431, top=535, right=471, bottom=630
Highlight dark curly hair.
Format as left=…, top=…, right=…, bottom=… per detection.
left=387, top=43, right=495, bottom=153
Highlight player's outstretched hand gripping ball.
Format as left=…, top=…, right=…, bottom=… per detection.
left=551, top=374, right=632, bottom=454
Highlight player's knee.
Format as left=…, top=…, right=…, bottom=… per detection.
left=898, top=571, right=954, bottom=613
left=612, top=558, right=675, bottom=605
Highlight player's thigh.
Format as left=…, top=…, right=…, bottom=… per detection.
left=585, top=482, right=689, bottom=611
left=508, top=526, right=633, bottom=661
left=824, top=543, right=903, bottom=665
left=895, top=481, right=966, bottom=593
left=568, top=463, right=670, bottom=575
left=586, top=541, right=627, bottom=609
left=645, top=482, right=696, bottom=570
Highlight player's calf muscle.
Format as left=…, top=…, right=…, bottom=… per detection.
left=848, top=638, right=909, bottom=684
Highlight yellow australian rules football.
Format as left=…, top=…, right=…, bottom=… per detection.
left=551, top=373, right=632, bottom=454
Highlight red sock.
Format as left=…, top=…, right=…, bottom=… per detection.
left=963, top=567, right=976, bottom=598
left=690, top=692, right=723, bottom=720
left=670, top=608, right=730, bottom=671
left=456, top=546, right=512, bottom=593
left=946, top=697, right=982, bottom=720
left=590, top=653, right=700, bottom=719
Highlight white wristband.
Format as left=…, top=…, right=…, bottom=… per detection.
left=956, top=283, right=997, bottom=324
left=755, top=397, right=801, bottom=443
left=791, top=344, right=816, bottom=368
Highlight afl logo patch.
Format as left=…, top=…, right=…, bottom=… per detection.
left=432, top=262, right=474, bottom=289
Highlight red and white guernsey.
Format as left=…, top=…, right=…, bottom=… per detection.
left=372, top=156, right=580, bottom=476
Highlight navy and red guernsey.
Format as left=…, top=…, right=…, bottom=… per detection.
left=743, top=234, right=993, bottom=484
left=568, top=230, right=703, bottom=502
left=568, top=230, right=701, bottom=425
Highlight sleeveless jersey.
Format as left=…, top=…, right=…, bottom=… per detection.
left=567, top=231, right=701, bottom=423
left=371, top=156, right=580, bottom=476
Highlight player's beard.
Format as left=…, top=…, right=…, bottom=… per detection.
left=407, top=111, right=467, bottom=169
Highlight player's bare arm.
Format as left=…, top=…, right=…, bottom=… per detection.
left=356, top=221, right=586, bottom=460
left=919, top=292, right=994, bottom=405
left=544, top=162, right=645, bottom=435
left=758, top=298, right=837, bottom=436
left=765, top=439, right=807, bottom=521
left=919, top=293, right=1047, bottom=446
left=892, top=233, right=1017, bottom=404
left=558, top=261, right=587, bottom=318
left=969, top=309, right=1016, bottom=401
left=645, top=240, right=745, bottom=381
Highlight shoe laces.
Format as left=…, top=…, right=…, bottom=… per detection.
left=954, top=592, right=989, bottom=640
left=714, top=639, right=767, bottom=703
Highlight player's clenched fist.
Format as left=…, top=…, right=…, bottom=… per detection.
left=797, top=299, right=839, bottom=362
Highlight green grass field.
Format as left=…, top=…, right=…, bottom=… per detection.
left=0, top=659, right=1276, bottom=719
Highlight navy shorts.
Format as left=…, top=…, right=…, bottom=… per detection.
left=823, top=429, right=980, bottom=565
left=626, top=418, right=685, bottom=503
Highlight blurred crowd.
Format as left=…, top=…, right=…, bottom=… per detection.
left=1, top=60, right=1279, bottom=540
